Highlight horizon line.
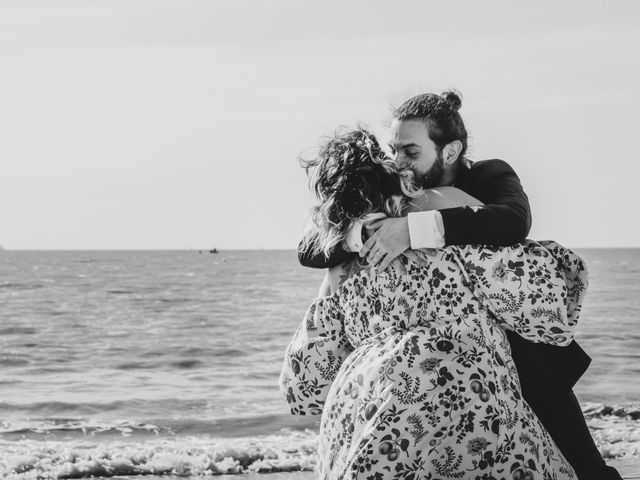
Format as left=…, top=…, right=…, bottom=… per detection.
left=2, top=246, right=640, bottom=252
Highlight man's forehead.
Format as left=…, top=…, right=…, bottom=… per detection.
left=390, top=119, right=429, bottom=146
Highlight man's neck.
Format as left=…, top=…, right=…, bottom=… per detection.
left=441, top=166, right=458, bottom=186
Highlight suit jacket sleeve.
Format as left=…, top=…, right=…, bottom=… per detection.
left=440, top=160, right=532, bottom=246
left=298, top=238, right=357, bottom=269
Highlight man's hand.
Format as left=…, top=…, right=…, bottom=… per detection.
left=360, top=217, right=411, bottom=270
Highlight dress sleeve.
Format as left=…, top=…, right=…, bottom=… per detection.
left=279, top=295, right=353, bottom=415
left=451, top=240, right=588, bottom=346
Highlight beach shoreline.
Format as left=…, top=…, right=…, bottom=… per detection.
left=94, top=455, right=640, bottom=479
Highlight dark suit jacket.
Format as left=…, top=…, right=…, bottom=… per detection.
left=298, top=158, right=591, bottom=393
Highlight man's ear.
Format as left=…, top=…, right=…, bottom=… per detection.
left=443, top=141, right=463, bottom=166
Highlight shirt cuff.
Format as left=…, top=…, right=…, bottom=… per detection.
left=407, top=211, right=446, bottom=249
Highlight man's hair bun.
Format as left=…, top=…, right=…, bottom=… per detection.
left=441, top=91, right=462, bottom=112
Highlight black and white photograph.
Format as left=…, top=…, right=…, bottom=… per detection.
left=1, top=1, right=639, bottom=479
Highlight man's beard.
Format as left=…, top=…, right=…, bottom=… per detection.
left=418, top=153, right=445, bottom=189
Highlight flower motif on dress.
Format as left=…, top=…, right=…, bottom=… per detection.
left=499, top=374, right=510, bottom=391
left=419, top=357, right=441, bottom=373
left=467, top=436, right=490, bottom=455
left=491, top=259, right=507, bottom=281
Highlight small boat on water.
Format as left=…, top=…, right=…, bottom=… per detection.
left=197, top=248, right=219, bottom=254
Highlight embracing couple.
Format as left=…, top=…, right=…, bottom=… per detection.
left=280, top=92, right=622, bottom=480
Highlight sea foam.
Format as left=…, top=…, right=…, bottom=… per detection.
left=0, top=430, right=317, bottom=479
left=1, top=403, right=639, bottom=479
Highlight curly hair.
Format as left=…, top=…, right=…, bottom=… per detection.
left=394, top=90, right=468, bottom=159
left=300, top=126, right=420, bottom=258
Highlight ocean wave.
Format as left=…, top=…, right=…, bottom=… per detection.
left=0, top=327, right=38, bottom=335
left=0, top=430, right=317, bottom=479
left=0, top=403, right=638, bottom=479
left=0, top=418, right=165, bottom=440
left=0, top=410, right=318, bottom=440
left=1, top=401, right=638, bottom=437
left=0, top=400, right=131, bottom=416
left=111, top=357, right=206, bottom=370
left=581, top=402, right=640, bottom=460
left=582, top=402, right=640, bottom=420
left=1, top=416, right=639, bottom=480
left=0, top=357, right=31, bottom=367
left=0, top=282, right=44, bottom=291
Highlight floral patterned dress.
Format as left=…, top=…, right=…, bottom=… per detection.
left=280, top=241, right=587, bottom=480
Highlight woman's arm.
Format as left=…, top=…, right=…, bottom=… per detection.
left=451, top=240, right=588, bottom=346
left=279, top=295, right=353, bottom=415
left=405, top=186, right=484, bottom=213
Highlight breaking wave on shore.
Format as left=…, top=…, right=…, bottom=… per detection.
left=1, top=402, right=639, bottom=479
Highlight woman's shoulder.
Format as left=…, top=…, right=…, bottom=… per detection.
left=327, top=257, right=369, bottom=294
left=405, top=187, right=483, bottom=213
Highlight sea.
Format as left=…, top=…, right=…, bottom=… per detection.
left=0, top=248, right=639, bottom=479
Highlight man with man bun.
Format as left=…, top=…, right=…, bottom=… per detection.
left=298, top=91, right=621, bottom=480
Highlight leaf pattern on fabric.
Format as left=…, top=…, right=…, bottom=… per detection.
left=280, top=240, right=586, bottom=479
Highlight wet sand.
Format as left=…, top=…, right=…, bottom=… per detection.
left=611, top=457, right=640, bottom=479
left=103, top=456, right=640, bottom=479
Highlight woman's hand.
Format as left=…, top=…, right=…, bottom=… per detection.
left=359, top=217, right=411, bottom=270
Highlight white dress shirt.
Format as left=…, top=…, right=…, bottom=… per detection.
left=407, top=211, right=446, bottom=249
left=345, top=211, right=445, bottom=253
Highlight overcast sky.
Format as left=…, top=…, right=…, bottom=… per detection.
left=1, top=0, right=639, bottom=249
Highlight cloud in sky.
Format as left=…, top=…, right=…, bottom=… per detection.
left=1, top=0, right=639, bottom=249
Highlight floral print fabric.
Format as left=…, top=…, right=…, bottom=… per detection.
left=280, top=241, right=587, bottom=480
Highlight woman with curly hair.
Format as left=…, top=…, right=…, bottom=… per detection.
left=280, top=126, right=585, bottom=480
